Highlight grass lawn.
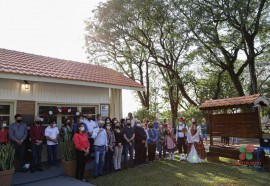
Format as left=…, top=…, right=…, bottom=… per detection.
left=88, top=156, right=270, bottom=186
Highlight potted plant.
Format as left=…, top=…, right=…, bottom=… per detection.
left=60, top=138, right=76, bottom=178
left=0, top=144, right=15, bottom=186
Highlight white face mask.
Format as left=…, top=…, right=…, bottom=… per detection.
left=179, top=122, right=183, bottom=125
left=136, top=124, right=141, bottom=127
left=106, top=126, right=111, bottom=130
left=80, top=119, right=84, bottom=123
left=2, top=123, right=7, bottom=127
left=80, top=127, right=85, bottom=131
left=53, top=124, right=57, bottom=128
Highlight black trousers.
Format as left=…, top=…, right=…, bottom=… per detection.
left=104, top=149, right=114, bottom=173
left=31, top=143, right=43, bottom=169
left=148, top=144, right=156, bottom=162
left=177, top=137, right=187, bottom=154
left=89, top=138, right=94, bottom=154
left=12, top=141, right=26, bottom=171
left=76, top=149, right=87, bottom=180
left=135, top=142, right=146, bottom=165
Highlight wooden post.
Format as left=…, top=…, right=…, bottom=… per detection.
left=256, top=107, right=262, bottom=139
left=208, top=111, right=213, bottom=146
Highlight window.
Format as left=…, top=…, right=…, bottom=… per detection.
left=81, top=107, right=96, bottom=118
left=38, top=105, right=98, bottom=125
left=0, top=103, right=13, bottom=125
left=38, top=106, right=77, bottom=125
left=0, top=105, right=10, bottom=125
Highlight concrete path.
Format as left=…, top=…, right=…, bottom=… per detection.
left=11, top=162, right=95, bottom=186
left=21, top=176, right=94, bottom=186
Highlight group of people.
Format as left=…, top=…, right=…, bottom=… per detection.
left=0, top=112, right=207, bottom=182
left=0, top=114, right=60, bottom=173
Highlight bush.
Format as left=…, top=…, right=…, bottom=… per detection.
left=0, top=144, right=15, bottom=171
left=60, top=138, right=76, bottom=161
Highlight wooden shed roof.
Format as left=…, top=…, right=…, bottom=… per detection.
left=199, top=94, right=268, bottom=110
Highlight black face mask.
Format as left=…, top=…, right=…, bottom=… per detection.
left=87, top=117, right=91, bottom=120
left=127, top=123, right=131, bottom=126
left=17, top=119, right=22, bottom=123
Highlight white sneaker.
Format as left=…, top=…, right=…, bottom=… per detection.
left=180, top=154, right=185, bottom=161
left=183, top=154, right=186, bottom=160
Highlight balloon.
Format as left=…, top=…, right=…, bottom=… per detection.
left=239, top=146, right=246, bottom=153
left=246, top=153, right=253, bottom=160
left=239, top=153, right=246, bottom=160
left=246, top=144, right=255, bottom=153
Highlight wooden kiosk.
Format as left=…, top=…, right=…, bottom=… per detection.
left=199, top=94, right=269, bottom=160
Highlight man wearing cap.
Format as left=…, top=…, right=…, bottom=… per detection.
left=176, top=117, right=189, bottom=161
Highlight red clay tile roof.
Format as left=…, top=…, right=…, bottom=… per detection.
left=0, top=48, right=144, bottom=89
left=199, top=94, right=262, bottom=110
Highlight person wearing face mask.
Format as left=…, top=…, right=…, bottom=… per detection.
left=134, top=121, right=147, bottom=165
left=29, top=116, right=45, bottom=173
left=123, top=118, right=135, bottom=168
left=0, top=121, right=9, bottom=145
left=176, top=117, right=189, bottom=161
left=92, top=120, right=108, bottom=178
left=60, top=119, right=73, bottom=142
left=147, top=123, right=158, bottom=163
left=9, top=114, right=28, bottom=172
left=157, top=123, right=166, bottom=160
left=73, top=116, right=89, bottom=134
left=83, top=113, right=97, bottom=158
left=111, top=118, right=118, bottom=130
left=127, top=112, right=135, bottom=127
left=45, top=120, right=59, bottom=168
left=104, top=122, right=115, bottom=173
left=73, top=123, right=90, bottom=182
left=113, top=121, right=123, bottom=170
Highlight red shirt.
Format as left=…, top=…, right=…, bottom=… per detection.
left=30, top=124, right=45, bottom=144
left=0, top=128, right=9, bottom=143
left=73, top=133, right=90, bottom=151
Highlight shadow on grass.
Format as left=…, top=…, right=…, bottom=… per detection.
left=89, top=155, right=270, bottom=186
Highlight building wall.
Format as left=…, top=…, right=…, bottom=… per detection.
left=0, top=79, right=110, bottom=104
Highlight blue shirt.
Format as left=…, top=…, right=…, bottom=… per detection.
left=92, top=127, right=108, bottom=146
left=9, top=122, right=28, bottom=142
left=153, top=122, right=159, bottom=130
left=147, top=129, right=158, bottom=144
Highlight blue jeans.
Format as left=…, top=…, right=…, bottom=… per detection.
left=47, top=145, right=57, bottom=165
left=93, top=145, right=106, bottom=177
left=157, top=142, right=166, bottom=159
left=31, top=144, right=43, bottom=169
left=124, top=143, right=134, bottom=167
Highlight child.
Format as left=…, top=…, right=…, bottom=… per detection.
left=164, top=128, right=176, bottom=160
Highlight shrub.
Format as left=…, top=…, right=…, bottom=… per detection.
left=60, top=138, right=76, bottom=161
left=0, top=144, right=15, bottom=171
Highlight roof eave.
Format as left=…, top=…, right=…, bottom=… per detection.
left=0, top=72, right=145, bottom=91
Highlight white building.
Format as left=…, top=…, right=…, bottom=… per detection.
left=0, top=48, right=144, bottom=126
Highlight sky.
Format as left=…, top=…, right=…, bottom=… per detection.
left=0, top=0, right=140, bottom=117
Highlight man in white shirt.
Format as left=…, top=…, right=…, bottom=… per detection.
left=176, top=117, right=189, bottom=160
left=45, top=121, right=59, bottom=167
left=91, top=120, right=107, bottom=178
left=84, top=113, right=98, bottom=157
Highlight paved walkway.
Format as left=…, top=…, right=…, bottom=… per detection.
left=11, top=162, right=94, bottom=186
